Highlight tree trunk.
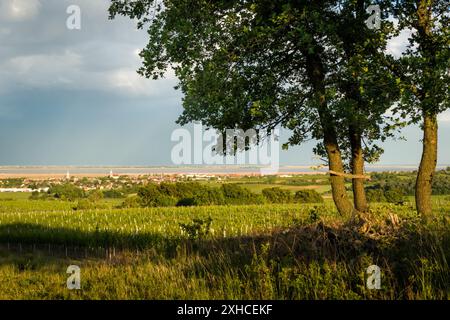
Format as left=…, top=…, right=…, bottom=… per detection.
left=349, top=125, right=368, bottom=212
left=302, top=49, right=354, bottom=216
left=416, top=112, right=438, bottom=216
left=323, top=131, right=354, bottom=216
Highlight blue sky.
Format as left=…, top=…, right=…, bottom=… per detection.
left=0, top=0, right=449, bottom=166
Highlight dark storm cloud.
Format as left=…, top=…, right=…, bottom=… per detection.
left=0, top=0, right=448, bottom=166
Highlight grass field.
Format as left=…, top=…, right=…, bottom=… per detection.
left=0, top=191, right=449, bottom=299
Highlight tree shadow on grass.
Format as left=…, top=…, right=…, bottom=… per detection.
left=0, top=222, right=180, bottom=260
left=0, top=219, right=448, bottom=296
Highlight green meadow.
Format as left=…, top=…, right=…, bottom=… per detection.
left=0, top=188, right=448, bottom=299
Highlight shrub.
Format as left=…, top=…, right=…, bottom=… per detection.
left=119, top=195, right=140, bottom=208
left=48, top=184, right=85, bottom=201
left=103, top=189, right=124, bottom=199
left=176, top=198, right=197, bottom=207
left=159, top=182, right=199, bottom=199
left=88, top=190, right=104, bottom=202
left=294, top=189, right=324, bottom=203
left=366, top=189, right=386, bottom=202
left=222, top=184, right=265, bottom=205
left=366, top=186, right=406, bottom=204
left=137, top=184, right=179, bottom=207
left=29, top=191, right=41, bottom=200
left=158, top=182, right=181, bottom=197
left=149, top=194, right=178, bottom=207
left=137, top=184, right=162, bottom=207
left=192, top=188, right=225, bottom=206
left=262, top=187, right=293, bottom=203
left=384, top=188, right=406, bottom=205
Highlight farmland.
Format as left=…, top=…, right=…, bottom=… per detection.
left=0, top=178, right=449, bottom=299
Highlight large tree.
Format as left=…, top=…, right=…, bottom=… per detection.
left=389, top=0, right=449, bottom=216
left=108, top=0, right=397, bottom=215
left=319, top=0, right=399, bottom=213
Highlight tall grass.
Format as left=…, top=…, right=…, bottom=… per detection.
left=0, top=198, right=448, bottom=299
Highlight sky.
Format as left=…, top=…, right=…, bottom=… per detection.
left=0, top=0, right=449, bottom=167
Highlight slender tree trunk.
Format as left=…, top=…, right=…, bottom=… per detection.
left=323, top=129, right=354, bottom=216
left=316, top=98, right=354, bottom=216
left=414, top=0, right=438, bottom=216
left=349, top=125, right=368, bottom=212
left=416, top=112, right=438, bottom=216
left=303, top=49, right=353, bottom=216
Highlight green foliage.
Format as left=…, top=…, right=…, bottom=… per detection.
left=366, top=185, right=406, bottom=204
left=294, top=190, right=324, bottom=203
left=137, top=182, right=276, bottom=207
left=179, top=217, right=213, bottom=240
left=307, top=207, right=321, bottom=224
left=366, top=189, right=386, bottom=203
left=119, top=195, right=141, bottom=209
left=29, top=191, right=41, bottom=201
left=138, top=185, right=178, bottom=207
left=151, top=194, right=178, bottom=207
left=222, top=184, right=265, bottom=205
left=262, top=187, right=293, bottom=204
left=369, top=170, right=450, bottom=196
left=192, top=188, right=225, bottom=206
left=73, top=199, right=108, bottom=211
left=391, top=0, right=449, bottom=122
left=88, top=190, right=104, bottom=202
left=48, top=184, right=85, bottom=201
left=108, top=0, right=399, bottom=166
left=176, top=198, right=197, bottom=207
left=384, top=189, right=407, bottom=205
left=0, top=178, right=25, bottom=188
left=103, top=189, right=124, bottom=199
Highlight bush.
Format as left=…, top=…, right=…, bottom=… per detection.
left=159, top=182, right=199, bottom=199
left=149, top=194, right=178, bottom=207
left=137, top=184, right=178, bottom=207
left=384, top=188, right=406, bottom=205
left=119, top=195, right=141, bottom=208
left=176, top=198, right=197, bottom=207
left=88, top=190, right=104, bottom=202
left=137, top=184, right=162, bottom=207
left=366, top=189, right=386, bottom=202
left=48, top=184, right=85, bottom=201
left=262, top=187, right=293, bottom=203
left=294, top=189, right=324, bottom=203
left=222, top=184, right=265, bottom=205
left=192, top=188, right=225, bottom=206
left=103, top=189, right=124, bottom=199
left=366, top=186, right=406, bottom=204
left=29, top=191, right=41, bottom=200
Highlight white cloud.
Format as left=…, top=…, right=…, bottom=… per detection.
left=386, top=28, right=413, bottom=58
left=0, top=0, right=41, bottom=21
left=3, top=50, right=82, bottom=88
left=0, top=48, right=178, bottom=98
left=439, top=110, right=450, bottom=123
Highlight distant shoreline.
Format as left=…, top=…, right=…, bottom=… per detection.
left=0, top=165, right=448, bottom=179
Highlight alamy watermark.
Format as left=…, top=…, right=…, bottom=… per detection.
left=366, top=265, right=381, bottom=290
left=67, top=265, right=81, bottom=290
left=171, top=123, right=280, bottom=175
left=366, top=5, right=381, bottom=30
left=66, top=5, right=81, bottom=30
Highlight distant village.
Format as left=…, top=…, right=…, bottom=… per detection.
left=0, top=170, right=266, bottom=193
